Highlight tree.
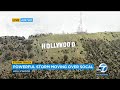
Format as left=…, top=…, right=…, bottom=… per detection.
left=63, top=55, right=68, bottom=61
left=21, top=53, right=27, bottom=59
left=0, top=37, right=3, bottom=44
left=3, top=46, right=8, bottom=50
left=0, top=50, right=2, bottom=55
left=4, top=52, right=12, bottom=60
left=26, top=45, right=32, bottom=52
left=28, top=53, right=34, bottom=58
left=8, top=45, right=14, bottom=51
left=18, top=37, right=23, bottom=40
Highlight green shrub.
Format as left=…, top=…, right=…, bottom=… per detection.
left=0, top=50, right=2, bottom=55
left=28, top=53, right=34, bottom=58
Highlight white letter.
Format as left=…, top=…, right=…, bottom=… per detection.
left=51, top=43, right=54, bottom=48
left=68, top=65, right=71, bottom=68
left=67, top=42, right=70, bottom=47
left=59, top=43, right=63, bottom=48
left=51, top=43, right=56, bottom=48
left=71, top=42, right=75, bottom=47
left=46, top=43, right=50, bottom=49
left=63, top=42, right=66, bottom=47
left=53, top=43, right=56, bottom=48
left=42, top=43, right=46, bottom=49
left=56, top=43, right=59, bottom=48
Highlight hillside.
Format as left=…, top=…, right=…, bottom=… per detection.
left=0, top=32, right=120, bottom=79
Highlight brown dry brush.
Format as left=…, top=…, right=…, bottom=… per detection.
left=81, top=38, right=120, bottom=79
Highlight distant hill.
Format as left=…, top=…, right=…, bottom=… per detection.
left=0, top=32, right=120, bottom=79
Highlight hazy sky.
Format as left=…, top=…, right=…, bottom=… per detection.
left=0, top=11, right=120, bottom=38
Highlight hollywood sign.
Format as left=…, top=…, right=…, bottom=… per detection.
left=42, top=42, right=75, bottom=49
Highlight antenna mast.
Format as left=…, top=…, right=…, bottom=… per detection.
left=77, top=11, right=83, bottom=33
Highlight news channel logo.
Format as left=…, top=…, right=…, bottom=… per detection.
left=97, top=63, right=108, bottom=73
left=96, top=63, right=108, bottom=76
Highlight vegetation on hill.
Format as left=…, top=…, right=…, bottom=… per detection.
left=0, top=32, right=120, bottom=79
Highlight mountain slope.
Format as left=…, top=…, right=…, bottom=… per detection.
left=0, top=32, right=120, bottom=79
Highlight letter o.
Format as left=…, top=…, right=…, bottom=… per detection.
left=67, top=42, right=70, bottom=47
left=46, top=43, right=50, bottom=49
